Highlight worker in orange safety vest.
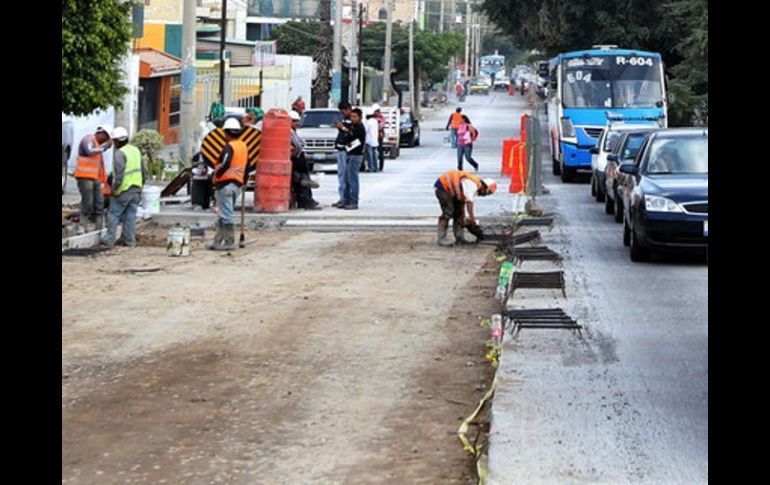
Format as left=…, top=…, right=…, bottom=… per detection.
left=434, top=170, right=497, bottom=246
left=74, top=125, right=113, bottom=233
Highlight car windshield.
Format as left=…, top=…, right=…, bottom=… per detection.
left=301, top=111, right=342, bottom=128
left=645, top=136, right=708, bottom=175
left=604, top=132, right=623, bottom=151
left=561, top=55, right=664, bottom=108
left=620, top=134, right=647, bottom=159
left=400, top=113, right=411, bottom=124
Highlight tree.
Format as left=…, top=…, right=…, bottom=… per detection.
left=269, top=21, right=325, bottom=57
left=62, top=0, right=133, bottom=116
left=478, top=0, right=708, bottom=125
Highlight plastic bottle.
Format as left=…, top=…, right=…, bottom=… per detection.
left=499, top=261, right=514, bottom=287
left=491, top=314, right=503, bottom=344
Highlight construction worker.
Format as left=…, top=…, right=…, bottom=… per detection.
left=434, top=170, right=497, bottom=246
left=101, top=127, right=147, bottom=247
left=209, top=117, right=248, bottom=250
left=445, top=107, right=463, bottom=148
left=74, top=125, right=112, bottom=233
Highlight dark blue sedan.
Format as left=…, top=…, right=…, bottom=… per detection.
left=619, top=128, right=708, bottom=261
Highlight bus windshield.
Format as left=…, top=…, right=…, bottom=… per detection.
left=561, top=55, right=663, bottom=109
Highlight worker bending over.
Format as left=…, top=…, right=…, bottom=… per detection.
left=434, top=170, right=497, bottom=247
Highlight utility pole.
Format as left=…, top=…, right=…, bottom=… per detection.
left=408, top=18, right=415, bottom=111
left=439, top=0, right=444, bottom=33
left=332, top=0, right=342, bottom=106
left=349, top=0, right=358, bottom=103
left=358, top=2, right=365, bottom=105
left=450, top=0, right=456, bottom=32
left=218, top=0, right=227, bottom=104
left=313, top=0, right=332, bottom=107
left=383, top=0, right=394, bottom=104
left=179, top=0, right=196, bottom=164
left=464, top=0, right=471, bottom=78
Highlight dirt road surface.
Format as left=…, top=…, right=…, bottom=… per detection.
left=62, top=228, right=498, bottom=484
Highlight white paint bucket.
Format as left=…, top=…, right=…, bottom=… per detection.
left=167, top=227, right=190, bottom=257
left=142, top=186, right=162, bottom=214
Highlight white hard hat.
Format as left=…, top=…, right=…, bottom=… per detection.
left=96, top=124, right=113, bottom=137
left=483, top=178, right=498, bottom=194
left=223, top=117, right=242, bottom=131
left=371, top=104, right=381, bottom=111
left=289, top=110, right=301, bottom=121
left=112, top=126, right=128, bottom=141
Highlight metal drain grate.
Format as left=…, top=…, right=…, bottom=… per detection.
left=510, top=270, right=566, bottom=298
left=480, top=230, right=542, bottom=247
left=509, top=246, right=563, bottom=264
left=505, top=308, right=582, bottom=338
left=515, top=216, right=555, bottom=226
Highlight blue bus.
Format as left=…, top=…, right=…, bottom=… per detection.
left=480, top=54, right=506, bottom=80
left=546, top=46, right=668, bottom=182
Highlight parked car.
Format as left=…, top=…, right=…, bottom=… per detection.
left=493, top=77, right=511, bottom=91
left=399, top=110, right=420, bottom=147
left=297, top=108, right=344, bottom=172
left=619, top=128, right=708, bottom=261
left=603, top=127, right=661, bottom=222
left=468, top=78, right=490, bottom=95
left=589, top=124, right=651, bottom=203
left=62, top=120, right=74, bottom=195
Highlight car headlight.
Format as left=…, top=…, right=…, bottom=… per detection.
left=644, top=195, right=683, bottom=213
left=560, top=117, right=576, bottom=138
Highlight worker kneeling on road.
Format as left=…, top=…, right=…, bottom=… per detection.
left=434, top=170, right=497, bottom=247
left=101, top=127, right=147, bottom=247
left=209, top=118, right=248, bottom=251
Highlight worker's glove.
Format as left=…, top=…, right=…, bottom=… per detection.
left=465, top=222, right=485, bottom=240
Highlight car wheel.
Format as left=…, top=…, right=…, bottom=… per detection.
left=389, top=145, right=400, bottom=159
left=552, top=159, right=561, bottom=176
left=604, top=191, right=614, bottom=214
left=623, top=218, right=631, bottom=247
left=590, top=175, right=597, bottom=197
left=614, top=197, right=623, bottom=223
left=596, top=179, right=605, bottom=202
left=414, top=128, right=420, bottom=146
left=560, top=161, right=574, bottom=182
left=630, top=226, right=651, bottom=262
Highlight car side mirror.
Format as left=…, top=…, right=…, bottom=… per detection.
left=607, top=154, right=619, bottom=163
left=589, top=147, right=600, bottom=155
left=619, top=163, right=637, bottom=175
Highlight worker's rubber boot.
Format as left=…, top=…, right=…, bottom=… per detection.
left=437, top=218, right=454, bottom=247
left=221, top=223, right=236, bottom=250
left=208, top=220, right=224, bottom=250
left=453, top=221, right=472, bottom=245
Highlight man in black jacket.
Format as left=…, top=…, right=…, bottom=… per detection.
left=336, top=108, right=366, bottom=210
left=332, top=101, right=353, bottom=207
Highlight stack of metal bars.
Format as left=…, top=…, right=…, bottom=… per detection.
left=508, top=270, right=566, bottom=298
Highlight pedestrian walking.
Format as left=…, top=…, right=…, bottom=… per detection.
left=445, top=107, right=463, bottom=148
left=364, top=108, right=380, bottom=173
left=456, top=115, right=480, bottom=171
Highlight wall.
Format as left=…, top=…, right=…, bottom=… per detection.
left=144, top=0, right=183, bottom=23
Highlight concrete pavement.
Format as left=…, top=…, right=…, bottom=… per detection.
left=486, top=120, right=708, bottom=484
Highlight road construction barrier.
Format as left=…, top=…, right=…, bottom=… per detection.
left=501, top=138, right=519, bottom=176
left=254, top=109, right=291, bottom=213
left=508, top=143, right=527, bottom=193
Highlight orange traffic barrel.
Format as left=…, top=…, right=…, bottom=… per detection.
left=520, top=114, right=529, bottom=143
left=255, top=109, right=292, bottom=213
left=501, top=138, right=518, bottom=175
left=509, top=143, right=528, bottom=193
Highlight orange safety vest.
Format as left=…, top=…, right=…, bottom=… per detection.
left=449, top=112, right=463, bottom=129
left=214, top=139, right=248, bottom=185
left=74, top=135, right=105, bottom=181
left=438, top=170, right=483, bottom=201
